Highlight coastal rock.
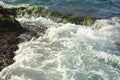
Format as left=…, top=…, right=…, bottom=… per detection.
left=0, top=32, right=18, bottom=71
left=0, top=9, right=24, bottom=32
left=0, top=6, right=47, bottom=71
left=0, top=7, right=26, bottom=71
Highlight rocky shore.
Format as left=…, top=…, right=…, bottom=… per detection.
left=0, top=6, right=46, bottom=71
left=0, top=6, right=24, bottom=71
left=0, top=5, right=96, bottom=71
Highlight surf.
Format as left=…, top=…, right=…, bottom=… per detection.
left=0, top=1, right=120, bottom=80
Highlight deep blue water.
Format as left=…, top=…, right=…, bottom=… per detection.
left=1, top=0, right=120, bottom=18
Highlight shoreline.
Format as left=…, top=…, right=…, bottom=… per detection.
left=0, top=22, right=46, bottom=71
left=0, top=27, right=46, bottom=71
left=0, top=5, right=46, bottom=71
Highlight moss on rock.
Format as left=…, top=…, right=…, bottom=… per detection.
left=5, top=7, right=26, bottom=16
left=0, top=7, right=25, bottom=32
left=25, top=5, right=46, bottom=17
left=63, top=15, right=96, bottom=25
left=0, top=5, right=3, bottom=9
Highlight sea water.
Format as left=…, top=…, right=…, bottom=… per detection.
left=1, top=0, right=120, bottom=18
left=0, top=1, right=120, bottom=80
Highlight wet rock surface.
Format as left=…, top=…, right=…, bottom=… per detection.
left=0, top=27, right=46, bottom=71
left=0, top=32, right=19, bottom=70
left=0, top=6, right=46, bottom=71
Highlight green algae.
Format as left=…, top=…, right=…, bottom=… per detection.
left=0, top=5, right=3, bottom=8
left=64, top=16, right=96, bottom=25
left=0, top=9, right=21, bottom=31
left=25, top=5, right=47, bottom=17
left=50, top=12, right=63, bottom=18
left=5, top=7, right=26, bottom=16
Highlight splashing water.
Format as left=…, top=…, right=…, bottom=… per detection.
left=93, top=17, right=120, bottom=44
left=0, top=16, right=120, bottom=80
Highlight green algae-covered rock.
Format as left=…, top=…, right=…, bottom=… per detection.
left=8, top=5, right=96, bottom=25
left=5, top=7, right=26, bottom=16
left=1, top=5, right=96, bottom=25
left=0, top=14, right=21, bottom=31
left=48, top=11, right=64, bottom=22
left=24, top=5, right=47, bottom=17
left=24, top=6, right=96, bottom=25
left=63, top=15, right=96, bottom=25
left=0, top=5, right=3, bottom=9
left=0, top=8, right=23, bottom=32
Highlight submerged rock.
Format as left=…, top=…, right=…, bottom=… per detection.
left=63, top=15, right=96, bottom=25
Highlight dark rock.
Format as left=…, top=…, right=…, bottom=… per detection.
left=0, top=7, right=26, bottom=71
left=0, top=32, right=19, bottom=71
left=0, top=6, right=47, bottom=71
left=0, top=12, right=24, bottom=32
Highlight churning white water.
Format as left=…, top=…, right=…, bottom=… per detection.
left=0, top=16, right=120, bottom=80
left=93, top=17, right=120, bottom=44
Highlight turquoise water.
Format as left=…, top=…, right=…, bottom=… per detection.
left=1, top=0, right=120, bottom=18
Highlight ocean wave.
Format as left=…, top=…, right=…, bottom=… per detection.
left=0, top=15, right=120, bottom=80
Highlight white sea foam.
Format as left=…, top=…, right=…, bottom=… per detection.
left=0, top=16, right=120, bottom=80
left=93, top=17, right=120, bottom=44
left=16, top=17, right=58, bottom=28
left=0, top=1, right=11, bottom=8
